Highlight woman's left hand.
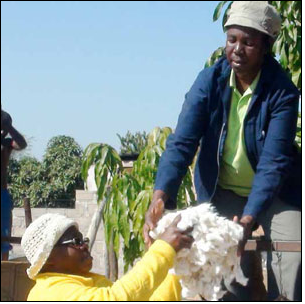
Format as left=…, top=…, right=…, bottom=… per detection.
left=233, top=215, right=255, bottom=257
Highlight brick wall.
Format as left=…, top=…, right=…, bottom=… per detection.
left=10, top=190, right=124, bottom=277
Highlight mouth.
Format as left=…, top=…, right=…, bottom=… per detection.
left=231, top=60, right=247, bottom=70
left=82, top=252, right=93, bottom=261
left=231, top=57, right=246, bottom=67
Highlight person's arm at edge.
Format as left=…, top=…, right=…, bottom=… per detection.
left=7, top=124, right=27, bottom=150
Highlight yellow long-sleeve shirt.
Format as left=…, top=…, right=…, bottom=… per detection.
left=27, top=240, right=182, bottom=301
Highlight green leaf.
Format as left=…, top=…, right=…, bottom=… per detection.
left=104, top=213, right=112, bottom=246
left=213, top=1, right=228, bottom=22
left=280, top=44, right=288, bottom=69
left=291, top=69, right=301, bottom=88
left=221, top=1, right=233, bottom=31
left=133, top=190, right=150, bottom=233
left=100, top=145, right=110, bottom=165
left=117, top=192, right=131, bottom=247
left=113, top=230, right=120, bottom=258
left=204, top=47, right=225, bottom=68
left=81, top=144, right=101, bottom=181
left=147, top=127, right=161, bottom=147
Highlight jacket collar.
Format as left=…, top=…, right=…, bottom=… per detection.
left=216, top=55, right=277, bottom=118
left=247, top=55, right=277, bottom=114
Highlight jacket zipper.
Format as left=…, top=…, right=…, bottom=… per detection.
left=210, top=122, right=226, bottom=201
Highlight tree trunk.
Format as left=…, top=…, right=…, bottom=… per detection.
left=86, top=198, right=106, bottom=252
left=23, top=197, right=32, bottom=227
left=86, top=188, right=118, bottom=281
left=108, top=238, right=118, bottom=281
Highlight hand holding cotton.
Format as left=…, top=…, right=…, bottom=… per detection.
left=149, top=203, right=248, bottom=301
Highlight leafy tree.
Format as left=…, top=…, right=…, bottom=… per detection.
left=82, top=127, right=196, bottom=272
left=42, top=135, right=84, bottom=205
left=117, top=131, right=148, bottom=155
left=8, top=156, right=47, bottom=207
left=8, top=135, right=84, bottom=207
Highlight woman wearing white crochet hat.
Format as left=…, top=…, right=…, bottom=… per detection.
left=144, top=1, right=300, bottom=301
left=21, top=213, right=193, bottom=301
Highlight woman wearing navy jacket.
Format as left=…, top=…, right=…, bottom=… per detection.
left=144, top=2, right=300, bottom=301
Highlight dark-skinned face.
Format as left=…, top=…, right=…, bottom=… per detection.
left=43, top=226, right=93, bottom=276
left=226, top=25, right=267, bottom=80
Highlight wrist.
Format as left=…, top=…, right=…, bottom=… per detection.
left=152, top=190, right=169, bottom=208
left=240, top=215, right=254, bottom=225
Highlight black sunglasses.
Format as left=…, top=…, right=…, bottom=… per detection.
left=57, top=237, right=90, bottom=247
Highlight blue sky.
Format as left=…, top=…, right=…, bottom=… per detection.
left=1, top=1, right=226, bottom=160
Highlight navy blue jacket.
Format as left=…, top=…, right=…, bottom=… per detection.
left=155, top=55, right=300, bottom=218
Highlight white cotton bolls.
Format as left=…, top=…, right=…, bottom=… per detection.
left=149, top=203, right=248, bottom=301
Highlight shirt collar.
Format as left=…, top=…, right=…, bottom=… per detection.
left=229, top=69, right=261, bottom=97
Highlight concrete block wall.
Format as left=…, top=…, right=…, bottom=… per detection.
left=10, top=190, right=124, bottom=277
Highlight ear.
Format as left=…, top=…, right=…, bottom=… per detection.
left=265, top=36, right=275, bottom=55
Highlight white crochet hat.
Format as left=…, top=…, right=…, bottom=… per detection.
left=21, top=213, right=78, bottom=279
left=224, top=1, right=281, bottom=38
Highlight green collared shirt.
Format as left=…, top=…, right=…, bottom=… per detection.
left=218, top=69, right=261, bottom=197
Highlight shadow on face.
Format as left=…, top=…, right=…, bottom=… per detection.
left=225, top=25, right=269, bottom=79
left=41, top=226, right=93, bottom=276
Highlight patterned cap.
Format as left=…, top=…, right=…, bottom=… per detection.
left=21, top=213, right=78, bottom=279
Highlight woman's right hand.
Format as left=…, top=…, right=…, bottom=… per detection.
left=159, top=214, right=194, bottom=252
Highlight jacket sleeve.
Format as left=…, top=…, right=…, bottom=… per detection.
left=243, top=92, right=299, bottom=218
left=154, top=69, right=210, bottom=208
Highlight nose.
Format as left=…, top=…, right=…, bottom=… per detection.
left=234, top=42, right=243, bottom=55
left=79, top=242, right=89, bottom=251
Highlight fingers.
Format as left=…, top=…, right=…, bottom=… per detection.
left=152, top=198, right=164, bottom=218
left=232, top=215, right=248, bottom=257
left=143, top=223, right=153, bottom=247
left=170, top=215, right=193, bottom=235
left=146, top=198, right=165, bottom=230
left=170, top=214, right=182, bottom=227
left=144, top=199, right=165, bottom=247
left=145, top=215, right=154, bottom=231
left=233, top=215, right=239, bottom=223
left=182, top=226, right=194, bottom=235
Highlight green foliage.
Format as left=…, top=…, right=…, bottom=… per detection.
left=8, top=156, right=47, bottom=207
left=271, top=1, right=301, bottom=89
left=8, top=135, right=83, bottom=207
left=42, top=136, right=84, bottom=205
left=204, top=47, right=225, bottom=69
left=82, top=143, right=123, bottom=202
left=117, top=131, right=148, bottom=154
left=82, top=127, right=196, bottom=272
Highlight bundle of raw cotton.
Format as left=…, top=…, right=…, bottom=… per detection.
left=149, top=203, right=248, bottom=301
